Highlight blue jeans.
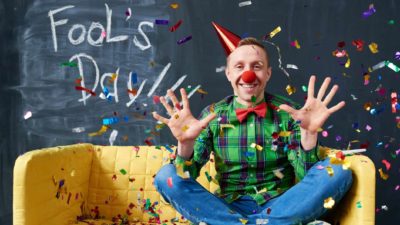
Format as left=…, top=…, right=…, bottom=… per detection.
left=154, top=157, right=353, bottom=225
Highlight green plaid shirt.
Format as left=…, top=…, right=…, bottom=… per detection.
left=174, top=92, right=321, bottom=205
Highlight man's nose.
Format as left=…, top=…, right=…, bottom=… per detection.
left=241, top=70, right=257, bottom=83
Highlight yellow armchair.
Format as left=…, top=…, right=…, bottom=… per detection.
left=13, top=144, right=375, bottom=225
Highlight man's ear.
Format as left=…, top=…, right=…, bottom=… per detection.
left=225, top=66, right=231, bottom=82
left=265, top=66, right=272, bottom=82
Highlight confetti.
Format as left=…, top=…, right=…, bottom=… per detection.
left=181, top=125, right=189, bottom=132
left=88, top=125, right=109, bottom=137
left=103, top=117, right=119, bottom=125
left=370, top=61, right=386, bottom=72
left=352, top=39, right=365, bottom=51
left=263, top=40, right=291, bottom=78
left=368, top=42, right=379, bottom=54
left=216, top=66, right=226, bottom=73
left=395, top=185, right=400, bottom=191
left=381, top=205, right=388, bottom=211
left=382, top=159, right=391, bottom=171
left=285, top=84, right=296, bottom=95
left=239, top=218, right=248, bottom=224
left=378, top=168, right=389, bottom=180
left=273, top=168, right=284, bottom=179
left=332, top=49, right=347, bottom=57
left=167, top=177, right=173, bottom=187
left=337, top=41, right=346, bottom=48
left=24, top=111, right=32, bottom=120
left=365, top=125, right=372, bottom=131
left=170, top=3, right=179, bottom=9
left=170, top=19, right=183, bottom=32
left=356, top=201, right=362, bottom=208
left=326, top=166, right=334, bottom=176
left=238, top=1, right=252, bottom=7
left=385, top=61, right=400, bottom=72
left=391, top=92, right=398, bottom=113
left=279, top=131, right=291, bottom=137
left=75, top=86, right=96, bottom=96
left=362, top=4, right=376, bottom=18
left=155, top=19, right=169, bottom=25
left=290, top=40, right=301, bottom=49
left=302, top=85, right=307, bottom=92
left=125, top=8, right=132, bottom=21
left=177, top=35, right=192, bottom=45
left=316, top=165, right=325, bottom=170
left=335, top=135, right=342, bottom=142
left=322, top=130, right=328, bottom=137
left=120, top=169, right=127, bottom=175
left=109, top=129, right=118, bottom=146
left=395, top=52, right=400, bottom=60
left=345, top=54, right=351, bottom=68
left=286, top=64, right=298, bottom=70
left=61, top=62, right=77, bottom=67
left=323, top=197, right=335, bottom=209
left=256, top=219, right=269, bottom=224
left=72, top=127, right=85, bottom=133
left=264, top=26, right=281, bottom=39
left=250, top=143, right=263, bottom=151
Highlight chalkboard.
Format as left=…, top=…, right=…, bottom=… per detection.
left=1, top=0, right=399, bottom=224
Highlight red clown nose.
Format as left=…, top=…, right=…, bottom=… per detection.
left=241, top=70, right=257, bottom=83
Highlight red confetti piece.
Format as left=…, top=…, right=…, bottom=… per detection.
left=382, top=159, right=391, bottom=171
left=169, top=19, right=183, bottom=32
left=174, top=102, right=182, bottom=110
left=352, top=39, right=365, bottom=51
left=336, top=151, right=345, bottom=160
left=75, top=86, right=96, bottom=96
left=67, top=192, right=72, bottom=204
left=153, top=95, right=161, bottom=104
left=391, top=92, right=398, bottom=113
left=271, top=132, right=279, bottom=139
left=167, top=177, right=173, bottom=187
left=337, top=41, right=346, bottom=48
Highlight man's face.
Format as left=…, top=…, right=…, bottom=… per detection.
left=225, top=44, right=271, bottom=106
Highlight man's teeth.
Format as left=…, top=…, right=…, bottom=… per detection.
left=240, top=84, right=256, bottom=88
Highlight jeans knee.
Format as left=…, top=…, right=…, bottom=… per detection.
left=330, top=165, right=353, bottom=192
left=154, top=164, right=176, bottom=190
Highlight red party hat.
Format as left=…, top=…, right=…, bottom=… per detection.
left=211, top=22, right=241, bottom=56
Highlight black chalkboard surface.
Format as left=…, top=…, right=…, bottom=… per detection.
left=1, top=0, right=399, bottom=224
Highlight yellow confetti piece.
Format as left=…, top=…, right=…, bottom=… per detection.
left=250, top=143, right=263, bottom=151
left=181, top=125, right=189, bottom=131
left=286, top=84, right=296, bottom=95
left=278, top=131, right=291, bottom=137
left=345, top=55, right=351, bottom=68
left=170, top=3, right=179, bottom=9
left=378, top=168, right=389, bottom=180
left=221, top=124, right=235, bottom=129
left=88, top=125, right=109, bottom=137
left=273, top=169, right=284, bottom=179
left=326, top=166, right=334, bottom=177
left=175, top=164, right=190, bottom=179
left=324, top=197, right=335, bottom=209
left=109, top=73, right=118, bottom=83
left=197, top=88, right=208, bottom=94
left=368, top=42, right=379, bottom=54
left=184, top=160, right=192, bottom=166
left=364, top=102, right=372, bottom=111
left=239, top=218, right=248, bottom=224
left=269, top=26, right=282, bottom=39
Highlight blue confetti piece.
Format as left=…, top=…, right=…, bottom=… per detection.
left=164, top=145, right=174, bottom=153
left=131, top=72, right=138, bottom=84
left=177, top=35, right=192, bottom=45
left=245, top=152, right=255, bottom=157
left=155, top=19, right=169, bottom=25
left=123, top=116, right=129, bottom=122
left=103, top=117, right=119, bottom=125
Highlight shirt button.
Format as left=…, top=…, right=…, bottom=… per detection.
left=250, top=174, right=254, bottom=177
left=250, top=123, right=254, bottom=127
left=251, top=164, right=255, bottom=168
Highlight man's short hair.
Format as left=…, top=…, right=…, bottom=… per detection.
left=228, top=37, right=270, bottom=67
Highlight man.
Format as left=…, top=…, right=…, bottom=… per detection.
left=152, top=22, right=352, bottom=225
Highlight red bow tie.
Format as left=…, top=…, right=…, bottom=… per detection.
left=235, top=102, right=267, bottom=123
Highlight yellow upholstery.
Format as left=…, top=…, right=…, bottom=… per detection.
left=13, top=144, right=375, bottom=225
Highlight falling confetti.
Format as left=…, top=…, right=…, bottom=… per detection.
left=362, top=4, right=376, bottom=18
left=23, top=111, right=32, bottom=119
left=125, top=8, right=132, bottom=21
left=177, top=35, right=192, bottom=45
left=378, top=168, right=389, bottom=180
left=170, top=19, right=183, bottom=32
left=155, top=19, right=169, bottom=25
left=368, top=42, right=379, bottom=54
left=264, top=26, right=281, bottom=39
left=324, top=197, right=335, bottom=209
left=238, top=1, right=252, bottom=7
left=290, top=40, right=301, bottom=49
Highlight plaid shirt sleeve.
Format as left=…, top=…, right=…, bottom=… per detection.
left=174, top=107, right=214, bottom=179
left=286, top=117, right=320, bottom=181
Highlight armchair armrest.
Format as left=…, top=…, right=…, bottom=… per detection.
left=13, top=143, right=94, bottom=225
left=319, top=146, right=376, bottom=225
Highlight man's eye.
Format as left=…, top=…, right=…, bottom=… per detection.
left=235, top=65, right=243, bottom=69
